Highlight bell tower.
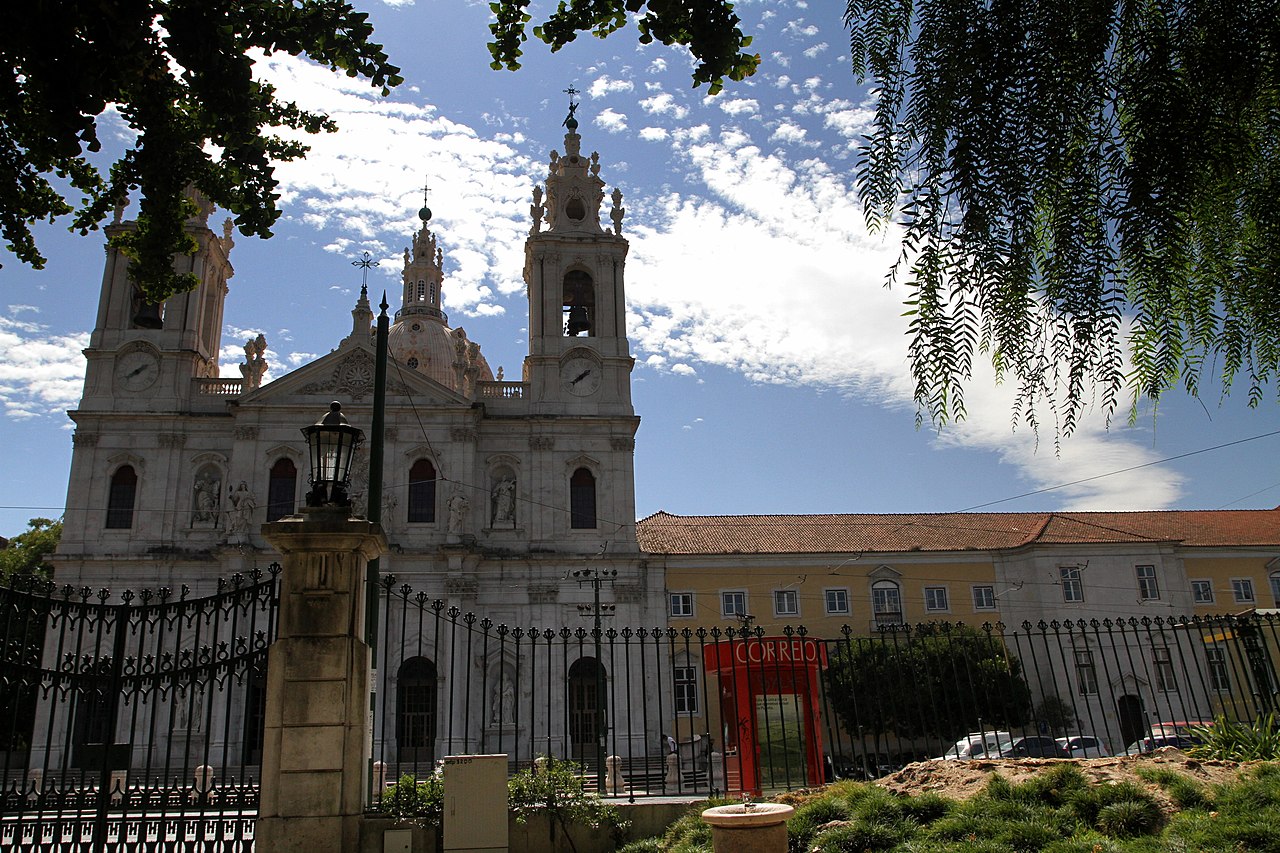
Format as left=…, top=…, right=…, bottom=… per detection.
left=523, top=89, right=633, bottom=414
left=79, top=191, right=234, bottom=412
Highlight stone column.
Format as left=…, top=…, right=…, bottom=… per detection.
left=256, top=508, right=387, bottom=853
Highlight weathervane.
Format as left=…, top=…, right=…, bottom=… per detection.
left=352, top=251, right=379, bottom=288
left=563, top=84, right=579, bottom=128
left=419, top=179, right=432, bottom=223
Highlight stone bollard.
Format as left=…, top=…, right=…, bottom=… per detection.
left=109, top=770, right=128, bottom=805
left=373, top=760, right=388, bottom=795
left=605, top=755, right=626, bottom=795
left=664, top=751, right=680, bottom=788
left=701, top=800, right=795, bottom=853
left=709, top=751, right=725, bottom=794
left=190, top=765, right=214, bottom=802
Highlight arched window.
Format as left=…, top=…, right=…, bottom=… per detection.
left=397, top=657, right=437, bottom=763
left=570, top=468, right=597, bottom=529
left=417, top=280, right=426, bottom=300
left=266, top=458, right=296, bottom=522
left=562, top=270, right=595, bottom=336
left=871, top=580, right=903, bottom=627
left=105, top=465, right=137, bottom=529
left=408, top=459, right=437, bottom=523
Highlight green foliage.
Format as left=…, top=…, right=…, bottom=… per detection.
left=1135, top=767, right=1213, bottom=811
left=823, top=624, right=1032, bottom=739
left=1187, top=714, right=1280, bottom=761
left=379, top=772, right=443, bottom=825
left=787, top=796, right=851, bottom=852
left=1036, top=695, right=1076, bottom=737
left=1095, top=799, right=1163, bottom=838
left=845, top=0, right=1280, bottom=432
left=810, top=819, right=903, bottom=852
left=488, top=0, right=759, bottom=95
left=507, top=757, right=628, bottom=850
left=617, top=840, right=665, bottom=853
left=1, top=0, right=401, bottom=302
left=0, top=518, right=62, bottom=580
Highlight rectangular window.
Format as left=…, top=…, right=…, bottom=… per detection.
left=924, top=586, right=949, bottom=612
left=669, top=593, right=694, bottom=618
left=1074, top=650, right=1099, bottom=696
left=972, top=585, right=997, bottom=611
left=721, top=591, right=747, bottom=618
left=1136, top=565, right=1160, bottom=600
left=1060, top=566, right=1085, bottom=603
left=824, top=588, right=850, bottom=615
left=1191, top=579, right=1215, bottom=605
left=1206, top=646, right=1231, bottom=692
left=673, top=666, right=698, bottom=714
left=871, top=585, right=902, bottom=626
left=1271, top=573, right=1280, bottom=606
left=1232, top=578, right=1256, bottom=604
left=773, top=590, right=799, bottom=617
left=1153, top=646, right=1178, bottom=693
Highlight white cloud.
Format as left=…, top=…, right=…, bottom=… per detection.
left=639, top=127, right=670, bottom=142
left=595, top=108, right=629, bottom=133
left=589, top=76, right=634, bottom=97
left=718, top=99, right=759, bottom=117
left=0, top=313, right=89, bottom=419
left=783, top=20, right=820, bottom=38
left=770, top=122, right=807, bottom=143
left=639, top=93, right=689, bottom=120
left=803, top=43, right=829, bottom=58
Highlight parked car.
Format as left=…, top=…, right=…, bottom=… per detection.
left=933, top=730, right=1012, bottom=760
left=1004, top=735, right=1071, bottom=758
left=1057, top=735, right=1111, bottom=758
left=1119, top=721, right=1212, bottom=756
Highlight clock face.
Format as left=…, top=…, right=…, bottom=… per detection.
left=560, top=356, right=601, bottom=397
left=114, top=349, right=160, bottom=391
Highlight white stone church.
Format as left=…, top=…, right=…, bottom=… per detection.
left=51, top=110, right=665, bottom=770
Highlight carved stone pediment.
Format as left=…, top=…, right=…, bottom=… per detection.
left=297, top=350, right=413, bottom=402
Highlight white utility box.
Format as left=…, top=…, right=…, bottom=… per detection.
left=442, top=754, right=509, bottom=853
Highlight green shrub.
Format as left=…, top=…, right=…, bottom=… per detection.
left=899, top=790, right=953, bottom=824
left=1187, top=714, right=1280, bottom=761
left=618, top=840, right=665, bottom=853
left=1068, top=781, right=1155, bottom=826
left=378, top=772, right=443, bottom=825
left=507, top=756, right=628, bottom=849
left=787, top=796, right=851, bottom=853
left=1135, top=766, right=1213, bottom=810
left=1010, top=764, right=1090, bottom=807
left=808, top=819, right=900, bottom=852
left=1095, top=798, right=1163, bottom=838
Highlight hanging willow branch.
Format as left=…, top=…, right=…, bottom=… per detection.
left=847, top=0, right=1280, bottom=434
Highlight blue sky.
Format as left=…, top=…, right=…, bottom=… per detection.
left=1, top=0, right=1278, bottom=538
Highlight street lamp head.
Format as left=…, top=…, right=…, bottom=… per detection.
left=301, top=401, right=365, bottom=508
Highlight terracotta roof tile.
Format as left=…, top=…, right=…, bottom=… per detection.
left=635, top=509, right=1280, bottom=555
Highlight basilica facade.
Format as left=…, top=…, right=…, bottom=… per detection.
left=50, top=113, right=662, bottom=771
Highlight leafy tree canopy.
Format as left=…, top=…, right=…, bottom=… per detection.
left=846, top=0, right=1280, bottom=432
left=488, top=0, right=759, bottom=95
left=1, top=0, right=401, bottom=303
left=824, top=624, right=1032, bottom=740
left=0, top=518, right=63, bottom=580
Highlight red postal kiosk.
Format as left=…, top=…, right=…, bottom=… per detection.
left=704, top=636, right=828, bottom=794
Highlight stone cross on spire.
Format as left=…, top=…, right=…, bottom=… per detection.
left=563, top=85, right=580, bottom=129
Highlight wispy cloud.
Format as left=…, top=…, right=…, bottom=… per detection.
left=0, top=312, right=89, bottom=420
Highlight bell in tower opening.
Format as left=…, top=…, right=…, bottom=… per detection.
left=563, top=270, right=593, bottom=336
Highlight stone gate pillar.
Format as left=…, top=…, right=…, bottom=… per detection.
left=256, top=507, right=387, bottom=852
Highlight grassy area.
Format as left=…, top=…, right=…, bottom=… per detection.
left=620, top=763, right=1280, bottom=852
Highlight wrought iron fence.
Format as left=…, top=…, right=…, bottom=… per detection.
left=0, top=568, right=278, bottom=851
left=369, top=576, right=1280, bottom=800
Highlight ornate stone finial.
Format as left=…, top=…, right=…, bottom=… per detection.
left=239, top=334, right=268, bottom=391
left=610, top=187, right=625, bottom=235
left=563, top=84, right=580, bottom=130
left=530, top=185, right=544, bottom=235
left=590, top=152, right=601, bottom=177
left=221, top=217, right=235, bottom=249
left=496, top=366, right=504, bottom=381
left=112, top=197, right=126, bottom=224
left=403, top=247, right=410, bottom=265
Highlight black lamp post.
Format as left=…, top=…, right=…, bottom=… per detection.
left=301, top=401, right=364, bottom=508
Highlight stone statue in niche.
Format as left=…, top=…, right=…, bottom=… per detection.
left=239, top=334, right=268, bottom=391
left=490, top=671, right=515, bottom=724
left=225, top=481, right=257, bottom=544
left=191, top=472, right=221, bottom=528
left=447, top=488, right=469, bottom=535
left=491, top=476, right=516, bottom=527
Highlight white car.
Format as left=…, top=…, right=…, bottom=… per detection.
left=1056, top=735, right=1111, bottom=758
left=934, top=730, right=1012, bottom=760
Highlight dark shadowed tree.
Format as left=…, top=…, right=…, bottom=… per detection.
left=1, top=0, right=401, bottom=302
left=824, top=623, right=1032, bottom=740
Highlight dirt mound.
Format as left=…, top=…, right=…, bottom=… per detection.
left=877, top=747, right=1249, bottom=805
